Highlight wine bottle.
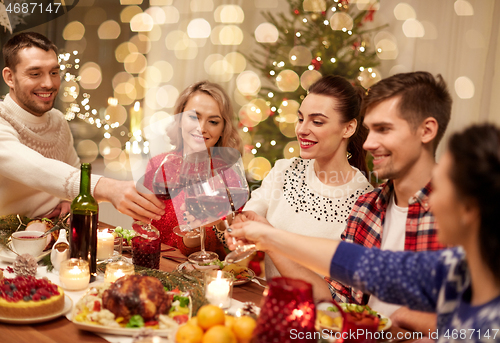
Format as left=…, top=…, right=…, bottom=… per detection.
left=70, top=163, right=98, bottom=282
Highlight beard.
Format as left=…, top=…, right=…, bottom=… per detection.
left=12, top=79, right=57, bottom=116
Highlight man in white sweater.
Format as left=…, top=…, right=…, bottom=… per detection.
left=0, top=32, right=165, bottom=222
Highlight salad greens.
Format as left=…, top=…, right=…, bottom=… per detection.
left=173, top=295, right=190, bottom=308
left=114, top=226, right=136, bottom=245
left=200, top=259, right=224, bottom=269
left=126, top=314, right=145, bottom=328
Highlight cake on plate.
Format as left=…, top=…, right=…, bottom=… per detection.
left=0, top=275, right=64, bottom=318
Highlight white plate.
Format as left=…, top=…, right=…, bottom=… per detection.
left=72, top=321, right=174, bottom=337
left=0, top=245, right=50, bottom=263
left=0, top=295, right=73, bottom=324
left=316, top=304, right=392, bottom=332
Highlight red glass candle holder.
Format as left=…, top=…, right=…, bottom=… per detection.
left=131, top=221, right=161, bottom=269
left=254, top=277, right=316, bottom=343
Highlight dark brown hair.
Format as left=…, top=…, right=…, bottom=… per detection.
left=448, top=124, right=500, bottom=283
left=308, top=75, right=368, bottom=175
left=2, top=32, right=58, bottom=71
left=361, top=72, right=452, bottom=152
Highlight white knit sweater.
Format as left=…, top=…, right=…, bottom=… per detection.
left=0, top=94, right=102, bottom=218
left=244, top=158, right=373, bottom=280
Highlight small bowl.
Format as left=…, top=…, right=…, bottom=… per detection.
left=11, top=231, right=47, bottom=256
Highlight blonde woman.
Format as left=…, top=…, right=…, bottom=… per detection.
left=144, top=81, right=242, bottom=256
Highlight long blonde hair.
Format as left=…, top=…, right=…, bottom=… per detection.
left=167, top=81, right=243, bottom=154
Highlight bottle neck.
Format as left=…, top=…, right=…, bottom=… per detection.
left=80, top=164, right=92, bottom=195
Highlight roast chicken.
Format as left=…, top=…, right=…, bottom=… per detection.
left=102, top=275, right=170, bottom=321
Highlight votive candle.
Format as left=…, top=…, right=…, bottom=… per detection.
left=59, top=258, right=90, bottom=291
left=205, top=270, right=233, bottom=309
left=104, top=260, right=135, bottom=283
left=97, top=229, right=115, bottom=260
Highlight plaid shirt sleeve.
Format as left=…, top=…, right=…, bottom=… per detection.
left=326, top=181, right=445, bottom=304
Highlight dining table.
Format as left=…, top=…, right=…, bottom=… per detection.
left=0, top=229, right=419, bottom=343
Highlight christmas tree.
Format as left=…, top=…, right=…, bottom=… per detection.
left=243, top=0, right=385, bottom=166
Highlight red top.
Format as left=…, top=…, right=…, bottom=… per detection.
left=143, top=152, right=244, bottom=258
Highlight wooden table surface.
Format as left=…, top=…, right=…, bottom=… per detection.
left=0, top=244, right=417, bottom=343
left=0, top=243, right=267, bottom=343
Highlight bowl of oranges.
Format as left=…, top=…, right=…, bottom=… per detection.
left=175, top=304, right=257, bottom=343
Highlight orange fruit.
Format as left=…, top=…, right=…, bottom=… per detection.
left=202, top=325, right=237, bottom=343
left=232, top=316, right=257, bottom=343
left=175, top=323, right=203, bottom=343
left=187, top=317, right=199, bottom=327
left=225, top=314, right=235, bottom=329
left=196, top=305, right=225, bottom=331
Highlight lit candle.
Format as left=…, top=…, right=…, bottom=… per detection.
left=205, top=270, right=233, bottom=308
left=97, top=229, right=115, bottom=260
left=59, top=258, right=90, bottom=291
left=104, top=260, right=135, bottom=283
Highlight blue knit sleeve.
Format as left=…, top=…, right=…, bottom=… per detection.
left=330, top=242, right=464, bottom=312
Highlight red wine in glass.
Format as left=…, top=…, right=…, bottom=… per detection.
left=198, top=194, right=231, bottom=218
left=152, top=181, right=184, bottom=201
left=227, top=187, right=249, bottom=210
left=185, top=196, right=206, bottom=220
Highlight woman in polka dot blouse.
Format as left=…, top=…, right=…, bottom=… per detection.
left=238, top=75, right=374, bottom=301
left=228, top=124, right=500, bottom=342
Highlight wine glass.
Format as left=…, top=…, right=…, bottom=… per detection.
left=180, top=151, right=220, bottom=264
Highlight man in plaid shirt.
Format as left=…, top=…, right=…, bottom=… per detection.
left=327, top=71, right=451, bottom=334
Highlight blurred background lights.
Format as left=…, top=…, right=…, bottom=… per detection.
left=63, top=21, right=85, bottom=40
left=303, top=0, right=326, bottom=12
left=152, top=61, right=174, bottom=82
left=97, top=20, right=121, bottom=39
left=375, top=38, right=398, bottom=60
left=247, top=157, right=271, bottom=181
left=147, top=25, right=162, bottom=41
left=124, top=52, right=147, bottom=74
left=393, top=3, right=416, bottom=20
left=174, top=40, right=198, bottom=60
left=130, top=13, right=154, bottom=32
left=421, top=21, right=438, bottom=40
left=105, top=105, right=128, bottom=127
left=276, top=70, right=300, bottom=92
left=204, top=54, right=224, bottom=74
left=255, top=23, right=279, bottom=43
left=165, top=30, right=190, bottom=50
left=454, top=0, right=474, bottom=16
left=130, top=34, right=151, bottom=54
left=402, top=19, right=425, bottom=38
left=150, top=0, right=171, bottom=5
left=112, top=72, right=134, bottom=89
left=236, top=71, right=261, bottom=95
left=190, top=0, right=214, bottom=12
left=358, top=68, right=382, bottom=89
left=214, top=5, right=244, bottom=23
left=289, top=46, right=313, bottom=66
left=162, top=6, right=180, bottom=23
left=356, top=0, right=380, bottom=11
left=300, top=70, right=322, bottom=90
left=255, top=0, right=278, bottom=8
left=156, top=85, right=179, bottom=108
left=84, top=7, right=106, bottom=25
left=79, top=62, right=102, bottom=89
left=120, top=6, right=142, bottom=23
left=120, top=0, right=143, bottom=5
left=284, top=141, right=300, bottom=159
left=214, top=25, right=244, bottom=45
left=187, top=18, right=211, bottom=38
left=238, top=103, right=261, bottom=128
left=77, top=140, right=99, bottom=163
left=145, top=6, right=166, bottom=24
left=224, top=52, right=246, bottom=74
left=330, top=12, right=353, bottom=31
left=454, top=76, right=475, bottom=99
left=115, top=42, right=138, bottom=63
